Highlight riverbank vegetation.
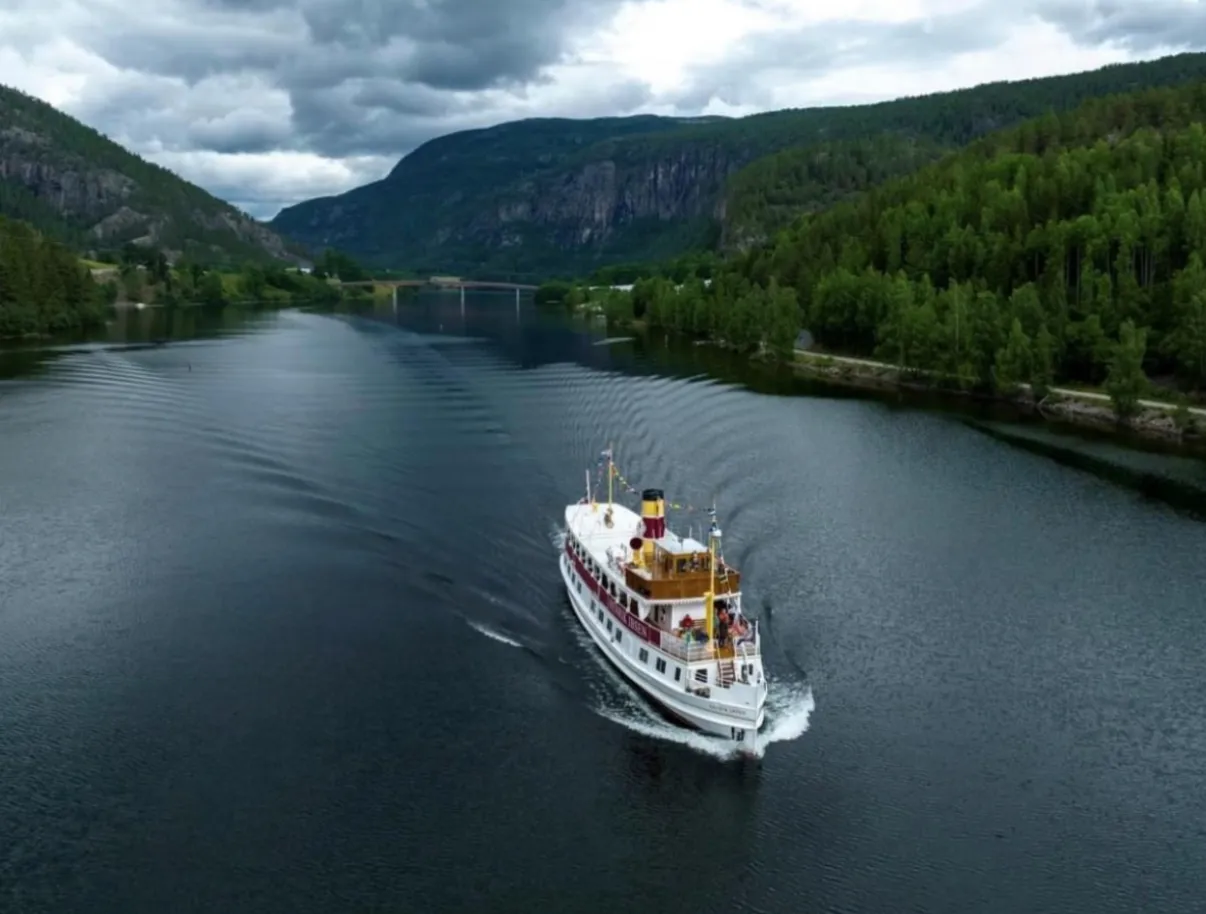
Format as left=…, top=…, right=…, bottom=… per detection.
left=90, top=242, right=380, bottom=309
left=582, top=80, right=1206, bottom=436
left=0, top=212, right=383, bottom=339
left=735, top=84, right=1206, bottom=397
left=0, top=215, right=110, bottom=337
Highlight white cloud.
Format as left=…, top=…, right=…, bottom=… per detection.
left=151, top=149, right=396, bottom=215
left=586, top=0, right=778, bottom=94
left=0, top=0, right=1200, bottom=219
left=702, top=13, right=1151, bottom=113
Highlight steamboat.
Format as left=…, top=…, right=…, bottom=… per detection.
left=560, top=448, right=768, bottom=754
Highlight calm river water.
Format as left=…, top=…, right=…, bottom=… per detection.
left=2, top=295, right=1204, bottom=913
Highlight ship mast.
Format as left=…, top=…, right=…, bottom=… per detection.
left=706, top=500, right=720, bottom=644
left=607, top=442, right=614, bottom=508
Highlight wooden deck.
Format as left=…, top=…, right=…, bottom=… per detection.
left=624, top=564, right=741, bottom=600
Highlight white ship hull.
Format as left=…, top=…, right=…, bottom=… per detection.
left=561, top=500, right=767, bottom=754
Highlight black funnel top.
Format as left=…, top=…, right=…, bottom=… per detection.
left=641, top=488, right=664, bottom=501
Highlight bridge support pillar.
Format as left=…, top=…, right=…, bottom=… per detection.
left=460, top=285, right=465, bottom=312
left=392, top=285, right=398, bottom=312
left=515, top=287, right=520, bottom=311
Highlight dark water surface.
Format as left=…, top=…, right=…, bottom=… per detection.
left=3, top=296, right=1205, bottom=913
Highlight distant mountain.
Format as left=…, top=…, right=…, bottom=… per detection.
left=269, top=52, right=1206, bottom=277
left=271, top=114, right=703, bottom=277
left=0, top=84, right=297, bottom=264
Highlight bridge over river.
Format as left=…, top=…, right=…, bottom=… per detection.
left=340, top=276, right=539, bottom=309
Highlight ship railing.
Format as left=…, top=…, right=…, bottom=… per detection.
left=658, top=619, right=761, bottom=662
left=734, top=618, right=760, bottom=656
left=658, top=627, right=715, bottom=663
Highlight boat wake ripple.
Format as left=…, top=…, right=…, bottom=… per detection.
left=464, top=618, right=524, bottom=650
left=557, top=585, right=816, bottom=761
left=592, top=336, right=633, bottom=346
left=592, top=676, right=814, bottom=762
left=761, top=680, right=816, bottom=747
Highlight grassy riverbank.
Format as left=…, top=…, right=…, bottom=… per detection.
left=561, top=286, right=1206, bottom=446
left=792, top=348, right=1206, bottom=443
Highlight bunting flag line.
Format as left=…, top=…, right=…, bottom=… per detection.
left=591, top=458, right=705, bottom=513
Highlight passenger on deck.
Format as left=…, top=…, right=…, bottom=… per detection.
left=733, top=614, right=754, bottom=646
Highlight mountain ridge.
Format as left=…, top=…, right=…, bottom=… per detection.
left=0, top=83, right=298, bottom=265
left=270, top=52, right=1206, bottom=276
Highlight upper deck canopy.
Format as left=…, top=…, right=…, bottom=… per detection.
left=566, top=500, right=741, bottom=600
left=653, top=530, right=709, bottom=555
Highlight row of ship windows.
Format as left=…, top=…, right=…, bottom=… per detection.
left=568, top=535, right=672, bottom=615
left=571, top=550, right=708, bottom=685
left=569, top=536, right=634, bottom=609
left=578, top=580, right=699, bottom=683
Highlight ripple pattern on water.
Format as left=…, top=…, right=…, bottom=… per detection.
left=2, top=298, right=1205, bottom=914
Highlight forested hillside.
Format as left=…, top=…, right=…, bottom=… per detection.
left=273, top=53, right=1206, bottom=275
left=720, top=135, right=949, bottom=251
left=0, top=215, right=109, bottom=337
left=608, top=80, right=1206, bottom=408
left=0, top=84, right=297, bottom=265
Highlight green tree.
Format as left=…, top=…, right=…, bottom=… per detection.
left=994, top=319, right=1033, bottom=396
left=198, top=271, right=228, bottom=306
left=535, top=280, right=572, bottom=307
left=764, top=278, right=799, bottom=359
left=1031, top=324, right=1057, bottom=400
left=1105, top=320, right=1148, bottom=419
left=0, top=215, right=108, bottom=337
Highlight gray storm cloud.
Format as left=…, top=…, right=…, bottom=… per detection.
left=1, top=0, right=1197, bottom=216
left=33, top=0, right=1205, bottom=159
left=60, top=0, right=632, bottom=160
left=1036, top=0, right=1206, bottom=51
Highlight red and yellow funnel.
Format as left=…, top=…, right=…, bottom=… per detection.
left=625, top=489, right=666, bottom=567
left=640, top=488, right=666, bottom=539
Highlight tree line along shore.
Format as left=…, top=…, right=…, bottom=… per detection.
left=0, top=225, right=390, bottom=340
left=14, top=77, right=1206, bottom=445
left=538, top=83, right=1206, bottom=445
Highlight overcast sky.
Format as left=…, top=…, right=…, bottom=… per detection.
left=0, top=0, right=1198, bottom=220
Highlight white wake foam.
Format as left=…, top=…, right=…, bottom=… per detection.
left=465, top=618, right=523, bottom=649
left=761, top=680, right=816, bottom=748
left=592, top=336, right=634, bottom=346
left=594, top=679, right=815, bottom=761
left=594, top=706, right=741, bottom=760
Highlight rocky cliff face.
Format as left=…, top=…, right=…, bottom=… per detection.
left=271, top=51, right=1206, bottom=275
left=272, top=133, right=751, bottom=275
left=270, top=114, right=730, bottom=274
left=477, top=142, right=739, bottom=249
left=0, top=86, right=295, bottom=264
left=0, top=128, right=135, bottom=216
